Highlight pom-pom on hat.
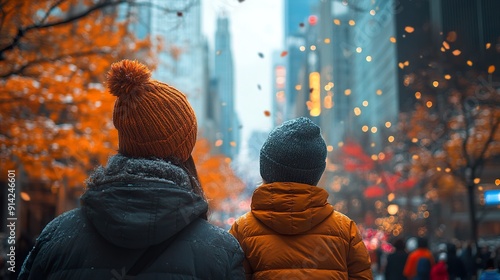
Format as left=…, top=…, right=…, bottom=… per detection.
left=107, top=59, right=197, bottom=161
left=260, top=117, right=327, bottom=185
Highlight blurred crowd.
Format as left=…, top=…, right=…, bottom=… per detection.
left=372, top=237, right=500, bottom=280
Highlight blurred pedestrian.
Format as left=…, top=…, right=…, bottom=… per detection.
left=495, top=246, right=500, bottom=273
left=404, top=237, right=435, bottom=280
left=431, top=253, right=449, bottom=280
left=229, top=117, right=373, bottom=279
left=479, top=258, right=500, bottom=280
left=385, top=238, right=409, bottom=280
left=446, top=242, right=467, bottom=280
left=19, top=60, right=245, bottom=279
left=460, top=241, right=477, bottom=280
left=434, top=243, right=448, bottom=263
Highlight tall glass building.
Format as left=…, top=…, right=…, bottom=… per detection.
left=214, top=15, right=239, bottom=159
left=149, top=0, right=209, bottom=130
left=349, top=0, right=399, bottom=152
left=283, top=0, right=319, bottom=120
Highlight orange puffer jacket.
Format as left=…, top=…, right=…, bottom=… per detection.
left=229, top=182, right=373, bottom=280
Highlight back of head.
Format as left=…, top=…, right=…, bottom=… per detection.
left=447, top=242, right=457, bottom=255
left=259, top=117, right=327, bottom=186
left=485, top=258, right=496, bottom=269
left=417, top=237, right=429, bottom=249
left=107, top=59, right=197, bottom=161
left=393, top=238, right=406, bottom=251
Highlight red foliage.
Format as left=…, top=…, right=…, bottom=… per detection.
left=364, top=185, right=386, bottom=198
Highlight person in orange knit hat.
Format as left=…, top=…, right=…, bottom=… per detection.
left=229, top=117, right=373, bottom=279
left=19, top=60, right=245, bottom=279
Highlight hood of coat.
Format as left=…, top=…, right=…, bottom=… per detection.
left=251, top=182, right=333, bottom=235
left=80, top=154, right=208, bottom=249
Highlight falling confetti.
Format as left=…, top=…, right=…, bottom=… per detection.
left=257, top=84, right=262, bottom=90
left=404, top=26, right=414, bottom=33
left=238, top=0, right=245, bottom=2
left=258, top=52, right=264, bottom=58
left=488, top=65, right=496, bottom=74
left=177, top=11, right=183, bottom=17
left=309, top=88, right=314, bottom=93
left=299, top=22, right=305, bottom=27
left=452, top=49, right=461, bottom=56
left=446, top=31, right=457, bottom=42
left=280, top=51, right=288, bottom=57
left=264, top=110, right=271, bottom=117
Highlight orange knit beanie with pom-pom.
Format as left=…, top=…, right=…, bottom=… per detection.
left=107, top=59, right=197, bottom=161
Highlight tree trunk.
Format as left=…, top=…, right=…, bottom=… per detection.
left=466, top=182, right=478, bottom=251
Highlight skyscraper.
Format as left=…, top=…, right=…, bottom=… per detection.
left=149, top=0, right=209, bottom=131
left=283, top=0, right=319, bottom=120
left=349, top=0, right=399, bottom=151
left=271, top=50, right=287, bottom=127
left=395, top=0, right=500, bottom=112
left=214, top=15, right=239, bottom=159
left=286, top=0, right=399, bottom=152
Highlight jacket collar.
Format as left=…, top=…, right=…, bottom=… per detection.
left=251, top=182, right=334, bottom=235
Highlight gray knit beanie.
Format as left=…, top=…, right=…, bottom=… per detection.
left=260, top=117, right=327, bottom=185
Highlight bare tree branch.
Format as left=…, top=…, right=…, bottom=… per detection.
left=0, top=49, right=112, bottom=78
left=0, top=0, right=197, bottom=60
left=0, top=0, right=125, bottom=58
left=460, top=93, right=473, bottom=167
left=39, top=0, right=70, bottom=25
left=473, top=113, right=500, bottom=169
left=0, top=97, right=25, bottom=105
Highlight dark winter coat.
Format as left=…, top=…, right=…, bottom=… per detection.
left=229, top=182, right=373, bottom=280
left=19, top=155, right=245, bottom=280
left=460, top=245, right=477, bottom=279
left=446, top=243, right=466, bottom=280
left=385, top=249, right=409, bottom=280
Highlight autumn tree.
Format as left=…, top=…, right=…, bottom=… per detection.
left=399, top=33, right=500, bottom=247
left=0, top=0, right=201, bottom=223
left=192, top=139, right=245, bottom=211
left=0, top=0, right=157, bottom=215
left=329, top=140, right=418, bottom=236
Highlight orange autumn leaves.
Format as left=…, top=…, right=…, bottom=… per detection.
left=0, top=0, right=144, bottom=189
left=402, top=75, right=500, bottom=197
left=1, top=0, right=245, bottom=207
left=193, top=139, right=245, bottom=209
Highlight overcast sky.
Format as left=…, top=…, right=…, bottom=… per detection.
left=201, top=0, right=284, bottom=151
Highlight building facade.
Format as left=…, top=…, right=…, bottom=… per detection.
left=214, top=15, right=239, bottom=159
left=149, top=0, right=209, bottom=133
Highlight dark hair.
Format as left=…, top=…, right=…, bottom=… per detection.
left=417, top=237, right=429, bottom=248
left=485, top=258, right=496, bottom=269
left=393, top=238, right=406, bottom=251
